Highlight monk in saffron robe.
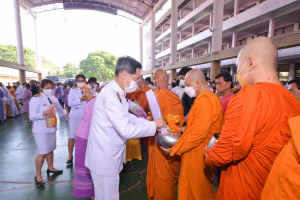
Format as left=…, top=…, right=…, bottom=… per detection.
left=261, top=115, right=300, bottom=200
left=162, top=69, right=224, bottom=200
left=126, top=78, right=153, bottom=157
left=147, top=69, right=184, bottom=200
left=205, top=37, right=300, bottom=200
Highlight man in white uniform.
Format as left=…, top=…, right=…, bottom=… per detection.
left=85, top=56, right=166, bottom=200
left=14, top=81, right=23, bottom=114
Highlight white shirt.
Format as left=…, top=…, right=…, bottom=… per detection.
left=85, top=80, right=156, bottom=176
left=15, top=85, right=23, bottom=99
left=68, top=86, right=89, bottom=119
left=2, top=87, right=13, bottom=101
left=171, top=86, right=182, bottom=95
left=88, top=84, right=97, bottom=96
left=148, top=84, right=156, bottom=91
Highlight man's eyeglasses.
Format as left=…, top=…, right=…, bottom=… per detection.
left=129, top=74, right=140, bottom=82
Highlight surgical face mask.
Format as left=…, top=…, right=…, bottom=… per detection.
left=77, top=82, right=84, bottom=88
left=180, top=79, right=185, bottom=87
left=43, top=89, right=53, bottom=96
left=236, top=60, right=253, bottom=87
left=124, top=75, right=139, bottom=93
left=184, top=83, right=196, bottom=98
left=66, top=86, right=70, bottom=89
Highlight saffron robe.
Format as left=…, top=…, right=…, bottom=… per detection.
left=147, top=90, right=184, bottom=200
left=261, top=115, right=300, bottom=200
left=170, top=91, right=224, bottom=200
left=205, top=83, right=300, bottom=200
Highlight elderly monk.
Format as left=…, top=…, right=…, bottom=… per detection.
left=205, top=37, right=300, bottom=200
left=162, top=69, right=224, bottom=200
left=147, top=69, right=184, bottom=200
left=261, top=116, right=300, bottom=200
left=126, top=78, right=153, bottom=157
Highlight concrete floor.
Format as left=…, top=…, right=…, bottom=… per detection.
left=0, top=114, right=149, bottom=200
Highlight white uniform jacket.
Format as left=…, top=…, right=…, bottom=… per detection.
left=15, top=85, right=23, bottom=99
left=85, top=80, right=156, bottom=176
left=2, top=87, right=13, bottom=101
left=68, top=86, right=89, bottom=119
left=29, top=93, right=64, bottom=134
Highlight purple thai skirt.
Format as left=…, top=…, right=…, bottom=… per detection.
left=73, top=136, right=94, bottom=198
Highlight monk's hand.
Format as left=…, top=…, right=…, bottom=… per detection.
left=154, top=117, right=167, bottom=128
left=161, top=147, right=172, bottom=155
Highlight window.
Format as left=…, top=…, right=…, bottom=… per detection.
left=258, top=32, right=268, bottom=37
left=277, top=64, right=289, bottom=81
left=222, top=44, right=228, bottom=50
left=283, top=24, right=294, bottom=34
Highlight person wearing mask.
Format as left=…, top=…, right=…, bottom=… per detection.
left=30, top=80, right=39, bottom=96
left=85, top=56, right=166, bottom=200
left=67, top=74, right=91, bottom=165
left=6, top=83, right=11, bottom=90
left=1, top=82, right=17, bottom=117
left=288, top=77, right=300, bottom=101
left=15, top=81, right=24, bottom=114
left=55, top=83, right=64, bottom=107
left=64, top=84, right=71, bottom=114
left=215, top=72, right=234, bottom=113
left=29, top=79, right=68, bottom=186
left=171, top=79, right=183, bottom=98
left=21, top=84, right=32, bottom=123
left=88, top=77, right=97, bottom=96
left=145, top=77, right=156, bottom=91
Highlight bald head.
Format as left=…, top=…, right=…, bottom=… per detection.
left=154, top=69, right=169, bottom=90
left=185, top=69, right=211, bottom=97
left=236, top=37, right=280, bottom=85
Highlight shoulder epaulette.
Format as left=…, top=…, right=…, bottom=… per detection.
left=33, top=93, right=41, bottom=97
left=72, top=86, right=78, bottom=89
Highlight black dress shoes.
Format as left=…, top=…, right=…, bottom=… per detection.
left=46, top=169, right=63, bottom=176
left=35, top=176, right=45, bottom=186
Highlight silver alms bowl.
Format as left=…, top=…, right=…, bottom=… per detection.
left=156, top=131, right=182, bottom=148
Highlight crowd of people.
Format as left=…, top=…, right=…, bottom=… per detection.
left=3, top=37, right=300, bottom=200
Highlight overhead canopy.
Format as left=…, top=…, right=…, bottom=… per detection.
left=19, top=0, right=165, bottom=23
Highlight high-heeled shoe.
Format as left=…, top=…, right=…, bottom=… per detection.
left=47, top=169, right=63, bottom=176
left=35, top=176, right=45, bottom=186
left=66, top=157, right=73, bottom=165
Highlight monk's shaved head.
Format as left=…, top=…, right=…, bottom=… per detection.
left=186, top=69, right=207, bottom=84
left=236, top=37, right=280, bottom=85
left=154, top=69, right=169, bottom=90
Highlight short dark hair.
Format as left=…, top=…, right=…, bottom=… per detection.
left=205, top=77, right=211, bottom=82
left=178, top=67, right=192, bottom=76
left=115, top=56, right=142, bottom=76
left=41, top=79, right=55, bottom=89
left=76, top=74, right=86, bottom=82
left=288, top=77, right=300, bottom=90
left=215, top=72, right=233, bottom=88
left=88, top=77, right=97, bottom=84
left=172, top=82, right=176, bottom=88
left=57, top=83, right=61, bottom=86
left=145, top=77, right=151, bottom=84
left=176, top=79, right=180, bottom=86
left=25, top=84, right=30, bottom=89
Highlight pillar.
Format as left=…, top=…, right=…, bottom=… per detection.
left=19, top=70, right=26, bottom=83
left=33, top=16, right=41, bottom=69
left=294, top=23, right=299, bottom=31
left=191, top=48, right=194, bottom=59
left=170, top=69, right=176, bottom=84
left=150, top=73, right=154, bottom=82
left=209, top=12, right=213, bottom=28
left=192, top=23, right=195, bottom=36
left=268, top=18, right=275, bottom=38
left=178, top=53, right=181, bottom=62
left=232, top=32, right=237, bottom=48
left=161, top=42, right=164, bottom=51
left=37, top=73, right=42, bottom=82
left=161, top=60, right=164, bottom=67
left=288, top=63, right=295, bottom=81
left=210, top=61, right=221, bottom=80
left=234, top=0, right=239, bottom=16
left=139, top=26, right=143, bottom=68
left=230, top=66, right=235, bottom=79
left=170, top=0, right=178, bottom=65
left=180, top=10, right=183, bottom=20
left=13, top=0, right=25, bottom=66
left=179, top=31, right=182, bottom=42
left=207, top=69, right=210, bottom=78
left=193, top=0, right=196, bottom=10
left=151, top=9, right=156, bottom=69
left=208, top=41, right=212, bottom=54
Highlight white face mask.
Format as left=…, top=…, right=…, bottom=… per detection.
left=43, top=89, right=53, bottom=96
left=77, top=82, right=84, bottom=88
left=124, top=75, right=139, bottom=93
left=207, top=82, right=210, bottom=86
left=180, top=79, right=185, bottom=87
left=184, top=83, right=196, bottom=98
left=66, top=86, right=70, bottom=89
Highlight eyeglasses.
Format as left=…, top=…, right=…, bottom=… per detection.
left=129, top=74, right=140, bottom=82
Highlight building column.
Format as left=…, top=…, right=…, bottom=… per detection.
left=151, top=9, right=156, bottom=69
left=178, top=53, right=181, bottom=62
left=179, top=31, right=182, bottom=42
left=192, top=23, right=195, bottom=36
left=193, top=0, right=196, bottom=10
left=161, top=60, right=164, bottom=67
left=209, top=12, right=213, bottom=28
left=208, top=41, right=212, bottom=54
left=234, top=0, right=239, bottom=16
left=150, top=73, right=154, bottom=82
left=139, top=26, right=143, bottom=68
left=180, top=10, right=183, bottom=20
left=170, top=0, right=178, bottom=65
left=230, top=66, right=235, bottom=80
left=207, top=69, right=210, bottom=78
left=33, top=16, right=41, bottom=69
left=37, top=73, right=42, bottom=82
left=268, top=18, right=275, bottom=38
left=288, top=63, right=295, bottom=81
left=170, top=69, right=176, bottom=84
left=294, top=23, right=299, bottom=31
left=161, top=42, right=164, bottom=52
left=191, top=48, right=194, bottom=59
left=210, top=0, right=224, bottom=80
left=232, top=32, right=237, bottom=48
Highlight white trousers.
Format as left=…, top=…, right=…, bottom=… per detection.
left=91, top=171, right=120, bottom=200
left=17, top=98, right=23, bottom=114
